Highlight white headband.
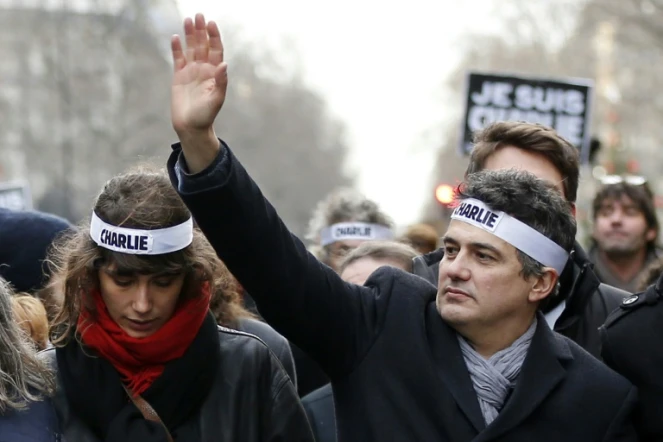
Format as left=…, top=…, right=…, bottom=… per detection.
left=89, top=212, right=194, bottom=255
left=451, top=198, right=568, bottom=274
left=320, top=222, right=393, bottom=246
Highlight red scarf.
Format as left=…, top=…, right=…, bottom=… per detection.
left=77, top=284, right=211, bottom=396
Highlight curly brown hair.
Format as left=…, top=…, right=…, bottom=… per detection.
left=46, top=166, right=252, bottom=346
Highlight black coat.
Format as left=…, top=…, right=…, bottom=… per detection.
left=41, top=326, right=313, bottom=442
left=600, top=277, right=663, bottom=441
left=167, top=142, right=638, bottom=442
left=412, top=243, right=629, bottom=358
left=238, top=317, right=297, bottom=387
left=302, top=384, right=336, bottom=442
left=0, top=398, right=59, bottom=442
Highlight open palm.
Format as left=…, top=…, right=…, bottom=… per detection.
left=171, top=14, right=228, bottom=134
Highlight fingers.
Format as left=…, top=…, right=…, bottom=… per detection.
left=194, top=13, right=209, bottom=62
left=207, top=21, right=224, bottom=66
left=214, top=62, right=229, bottom=88
left=171, top=35, right=186, bottom=71
left=183, top=17, right=195, bottom=62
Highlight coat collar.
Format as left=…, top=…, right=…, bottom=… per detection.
left=474, top=313, right=573, bottom=441
left=427, top=307, right=573, bottom=439
left=426, top=303, right=486, bottom=433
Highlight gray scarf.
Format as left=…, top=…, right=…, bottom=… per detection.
left=457, top=319, right=537, bottom=425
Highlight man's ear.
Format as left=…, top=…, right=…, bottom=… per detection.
left=528, top=268, right=558, bottom=303
left=570, top=202, right=577, bottom=218
left=646, top=227, right=657, bottom=243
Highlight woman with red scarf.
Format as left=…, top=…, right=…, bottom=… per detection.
left=40, top=169, right=313, bottom=442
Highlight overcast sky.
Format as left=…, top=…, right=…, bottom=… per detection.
left=176, top=0, right=501, bottom=227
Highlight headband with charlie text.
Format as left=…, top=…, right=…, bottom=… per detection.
left=450, top=198, right=568, bottom=274
left=89, top=212, right=194, bottom=255
left=320, top=222, right=393, bottom=246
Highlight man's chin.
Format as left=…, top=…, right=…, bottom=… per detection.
left=436, top=300, right=473, bottom=326
left=604, top=246, right=638, bottom=258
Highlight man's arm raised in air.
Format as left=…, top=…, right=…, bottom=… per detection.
left=167, top=13, right=392, bottom=378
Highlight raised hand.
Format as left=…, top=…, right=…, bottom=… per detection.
left=170, top=13, right=226, bottom=173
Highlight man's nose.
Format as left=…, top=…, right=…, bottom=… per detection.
left=445, top=253, right=471, bottom=281
left=609, top=210, right=624, bottom=225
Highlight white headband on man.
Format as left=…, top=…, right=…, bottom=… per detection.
left=450, top=198, right=569, bottom=274
left=89, top=212, right=194, bottom=255
left=320, top=222, right=393, bottom=246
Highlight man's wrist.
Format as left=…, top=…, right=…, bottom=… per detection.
left=177, top=127, right=221, bottom=174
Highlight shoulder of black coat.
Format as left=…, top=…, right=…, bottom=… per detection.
left=602, top=281, right=663, bottom=330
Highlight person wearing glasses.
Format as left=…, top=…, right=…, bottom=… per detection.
left=595, top=176, right=663, bottom=441
left=589, top=176, right=661, bottom=292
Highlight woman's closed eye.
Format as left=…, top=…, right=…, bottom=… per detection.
left=112, top=277, right=134, bottom=287
left=153, top=276, right=179, bottom=288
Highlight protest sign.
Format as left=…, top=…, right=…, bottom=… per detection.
left=460, top=72, right=593, bottom=163
left=0, top=181, right=32, bottom=211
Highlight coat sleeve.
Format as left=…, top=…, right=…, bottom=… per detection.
left=167, top=142, right=391, bottom=378
left=602, top=386, right=639, bottom=442
left=262, top=357, right=315, bottom=442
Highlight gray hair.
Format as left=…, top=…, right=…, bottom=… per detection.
left=306, top=187, right=394, bottom=261
left=0, top=278, right=55, bottom=412
left=339, top=240, right=419, bottom=274
left=459, top=169, right=576, bottom=281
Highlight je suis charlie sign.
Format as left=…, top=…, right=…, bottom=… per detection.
left=459, top=72, right=594, bottom=163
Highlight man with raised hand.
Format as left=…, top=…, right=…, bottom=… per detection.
left=166, top=14, right=637, bottom=441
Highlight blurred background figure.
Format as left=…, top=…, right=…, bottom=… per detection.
left=589, top=177, right=662, bottom=292
left=306, top=187, right=395, bottom=273
left=301, top=240, right=419, bottom=442
left=11, top=294, right=50, bottom=351
left=0, top=278, right=58, bottom=441
left=0, top=207, right=72, bottom=294
left=294, top=187, right=395, bottom=397
left=398, top=223, right=439, bottom=255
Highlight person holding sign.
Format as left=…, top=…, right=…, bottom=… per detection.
left=166, top=14, right=637, bottom=441
left=39, top=167, right=313, bottom=442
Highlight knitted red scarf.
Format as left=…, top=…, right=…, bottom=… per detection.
left=77, top=284, right=211, bottom=396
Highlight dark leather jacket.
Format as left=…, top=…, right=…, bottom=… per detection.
left=41, top=327, right=314, bottom=442
left=412, top=242, right=629, bottom=358
left=237, top=317, right=297, bottom=387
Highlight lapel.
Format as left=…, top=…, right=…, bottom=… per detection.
left=473, top=313, right=573, bottom=441
left=426, top=303, right=486, bottom=433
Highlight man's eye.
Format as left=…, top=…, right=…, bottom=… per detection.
left=476, top=252, right=493, bottom=261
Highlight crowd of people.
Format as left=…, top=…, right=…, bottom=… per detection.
left=0, top=12, right=661, bottom=442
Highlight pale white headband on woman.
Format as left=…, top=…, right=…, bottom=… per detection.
left=450, top=198, right=569, bottom=274
left=89, top=212, right=194, bottom=255
left=320, top=222, right=393, bottom=246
